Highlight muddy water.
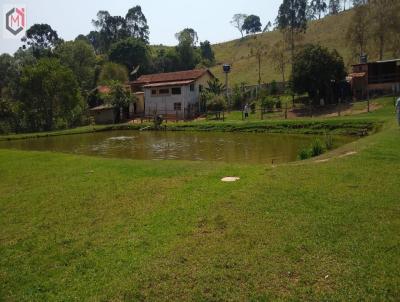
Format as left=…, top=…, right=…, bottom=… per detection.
left=0, top=131, right=354, bottom=164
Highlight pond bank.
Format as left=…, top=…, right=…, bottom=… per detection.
left=0, top=118, right=383, bottom=142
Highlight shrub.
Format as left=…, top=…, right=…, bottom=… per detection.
left=311, top=139, right=325, bottom=157
left=260, top=96, right=275, bottom=112
left=269, top=80, right=278, bottom=95
left=206, top=94, right=227, bottom=112
left=324, top=135, right=334, bottom=150
left=276, top=98, right=282, bottom=109
left=299, top=138, right=328, bottom=160
left=298, top=148, right=311, bottom=160
left=232, top=84, right=245, bottom=109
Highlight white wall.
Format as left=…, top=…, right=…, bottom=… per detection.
left=143, top=73, right=213, bottom=118
left=144, top=85, right=196, bottom=117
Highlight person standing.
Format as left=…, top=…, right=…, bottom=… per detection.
left=396, top=97, right=400, bottom=126
left=244, top=103, right=250, bottom=119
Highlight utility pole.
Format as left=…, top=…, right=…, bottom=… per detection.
left=223, top=64, right=231, bottom=110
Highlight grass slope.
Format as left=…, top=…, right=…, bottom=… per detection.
left=211, top=9, right=382, bottom=85
left=211, top=11, right=354, bottom=84
left=0, top=99, right=399, bottom=301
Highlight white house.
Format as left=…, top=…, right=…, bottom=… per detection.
left=131, top=69, right=215, bottom=120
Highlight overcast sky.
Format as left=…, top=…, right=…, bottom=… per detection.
left=0, top=0, right=282, bottom=54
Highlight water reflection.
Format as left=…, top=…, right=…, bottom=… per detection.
left=0, top=131, right=354, bottom=164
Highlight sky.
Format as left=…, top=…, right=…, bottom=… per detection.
left=0, top=0, right=282, bottom=54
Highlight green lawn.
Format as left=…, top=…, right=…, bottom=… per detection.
left=0, top=98, right=399, bottom=301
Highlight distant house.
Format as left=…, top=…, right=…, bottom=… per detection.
left=89, top=104, right=117, bottom=124
left=131, top=69, right=215, bottom=120
left=89, top=85, right=145, bottom=124
left=349, top=59, right=400, bottom=100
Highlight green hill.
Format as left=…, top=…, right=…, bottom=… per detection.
left=211, top=10, right=357, bottom=85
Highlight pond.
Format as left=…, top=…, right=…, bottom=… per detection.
left=0, top=131, right=354, bottom=164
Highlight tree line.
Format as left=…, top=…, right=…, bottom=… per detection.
left=0, top=6, right=215, bottom=134
left=347, top=0, right=400, bottom=60
left=230, top=0, right=362, bottom=38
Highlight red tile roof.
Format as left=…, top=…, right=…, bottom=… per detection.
left=349, top=72, right=366, bottom=78
left=143, top=80, right=195, bottom=88
left=89, top=104, right=114, bottom=111
left=132, top=69, right=214, bottom=86
left=97, top=86, right=111, bottom=94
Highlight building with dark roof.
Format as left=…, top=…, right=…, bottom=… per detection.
left=349, top=59, right=400, bottom=100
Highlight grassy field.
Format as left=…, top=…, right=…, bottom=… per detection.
left=0, top=98, right=399, bottom=301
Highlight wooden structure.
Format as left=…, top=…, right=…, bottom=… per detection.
left=349, top=59, right=400, bottom=100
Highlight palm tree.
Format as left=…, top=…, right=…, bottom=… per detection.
left=206, top=78, right=225, bottom=95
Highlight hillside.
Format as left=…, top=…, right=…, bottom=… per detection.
left=211, top=10, right=357, bottom=85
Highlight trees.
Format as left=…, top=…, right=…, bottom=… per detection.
left=291, top=44, right=346, bottom=104
left=55, top=40, right=96, bottom=91
left=152, top=48, right=181, bottom=73
left=352, top=0, right=368, bottom=6
left=175, top=28, right=200, bottom=70
left=269, top=39, right=289, bottom=84
left=368, top=0, right=398, bottom=60
left=242, top=15, right=262, bottom=35
left=329, top=0, right=341, bottom=14
left=103, top=81, right=137, bottom=122
left=205, top=94, right=227, bottom=112
left=125, top=6, right=149, bottom=43
left=346, top=4, right=369, bottom=59
left=20, top=58, right=83, bottom=131
left=308, top=0, right=328, bottom=19
left=91, top=6, right=149, bottom=53
left=175, top=28, right=199, bottom=47
left=276, top=0, right=307, bottom=60
left=346, top=0, right=399, bottom=60
left=230, top=14, right=248, bottom=38
left=200, top=40, right=215, bottom=64
left=92, top=11, right=126, bottom=52
left=0, top=54, right=16, bottom=93
left=263, top=21, right=272, bottom=32
left=86, top=31, right=103, bottom=54
left=108, top=37, right=150, bottom=76
left=21, top=24, right=62, bottom=58
left=250, top=42, right=269, bottom=86
left=205, top=78, right=225, bottom=95
left=276, top=0, right=307, bottom=79
left=98, top=62, right=129, bottom=84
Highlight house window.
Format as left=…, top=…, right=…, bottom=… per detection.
left=174, top=102, right=182, bottom=111
left=151, top=89, right=157, bottom=96
left=159, top=88, right=170, bottom=95
left=199, top=85, right=203, bottom=92
left=172, top=87, right=181, bottom=95
left=190, top=84, right=195, bottom=91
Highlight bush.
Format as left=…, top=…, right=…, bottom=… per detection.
left=298, top=138, right=328, bottom=160
left=276, top=98, right=282, bottom=109
left=269, top=80, right=278, bottom=95
left=324, top=135, right=334, bottom=150
left=260, top=96, right=275, bottom=112
left=298, top=148, right=311, bottom=160
left=232, top=84, right=245, bottom=109
left=0, top=121, right=12, bottom=134
left=206, top=94, right=227, bottom=112
left=311, top=139, right=325, bottom=157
